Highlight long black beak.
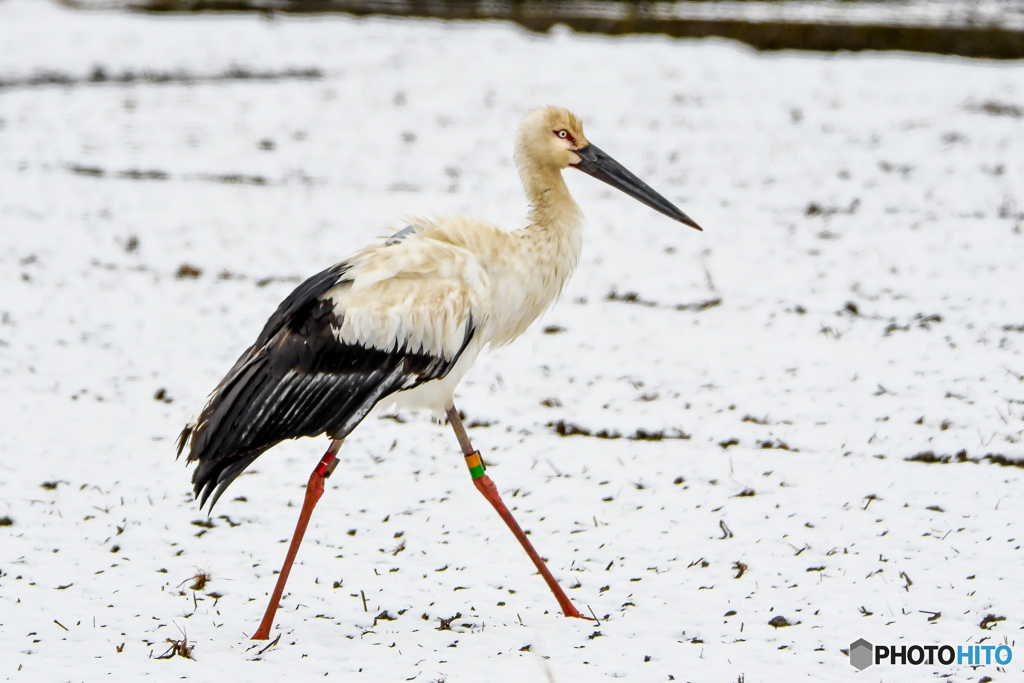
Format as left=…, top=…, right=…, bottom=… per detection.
left=572, top=144, right=702, bottom=231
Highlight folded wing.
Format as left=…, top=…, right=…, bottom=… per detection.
left=177, top=235, right=485, bottom=509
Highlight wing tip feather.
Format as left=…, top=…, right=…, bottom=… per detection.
left=176, top=424, right=194, bottom=460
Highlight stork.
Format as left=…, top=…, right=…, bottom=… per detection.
left=177, top=106, right=701, bottom=640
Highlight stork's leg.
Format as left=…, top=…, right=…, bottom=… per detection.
left=446, top=406, right=592, bottom=620
left=252, top=439, right=343, bottom=640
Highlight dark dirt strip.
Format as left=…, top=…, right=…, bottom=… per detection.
left=127, top=0, right=1024, bottom=60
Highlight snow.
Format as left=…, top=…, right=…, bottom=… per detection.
left=1, top=1, right=1023, bottom=680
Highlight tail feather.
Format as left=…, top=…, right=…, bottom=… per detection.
left=196, top=450, right=265, bottom=509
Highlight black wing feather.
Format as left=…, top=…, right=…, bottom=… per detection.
left=178, top=263, right=475, bottom=510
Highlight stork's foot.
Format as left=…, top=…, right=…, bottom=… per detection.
left=569, top=611, right=600, bottom=622
left=470, top=474, right=588, bottom=619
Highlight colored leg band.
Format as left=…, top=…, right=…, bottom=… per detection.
left=315, top=452, right=338, bottom=478
left=464, top=451, right=485, bottom=479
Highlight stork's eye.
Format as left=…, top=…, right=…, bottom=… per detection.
left=555, top=129, right=575, bottom=143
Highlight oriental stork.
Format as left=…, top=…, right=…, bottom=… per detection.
left=177, top=106, right=701, bottom=639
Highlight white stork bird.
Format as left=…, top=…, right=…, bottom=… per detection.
left=177, top=106, right=701, bottom=639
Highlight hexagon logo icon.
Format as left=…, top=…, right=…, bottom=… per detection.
left=850, top=638, right=874, bottom=670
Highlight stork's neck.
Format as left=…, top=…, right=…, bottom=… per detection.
left=520, top=159, right=584, bottom=233
left=517, top=159, right=584, bottom=287
left=464, top=158, right=584, bottom=347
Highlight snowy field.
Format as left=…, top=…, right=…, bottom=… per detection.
left=2, top=1, right=1023, bottom=680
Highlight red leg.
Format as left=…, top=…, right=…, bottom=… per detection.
left=251, top=440, right=342, bottom=640
left=447, top=407, right=594, bottom=621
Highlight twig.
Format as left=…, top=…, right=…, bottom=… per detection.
left=700, top=249, right=716, bottom=292
left=256, top=634, right=281, bottom=656
left=156, top=636, right=195, bottom=660
left=728, top=457, right=755, bottom=496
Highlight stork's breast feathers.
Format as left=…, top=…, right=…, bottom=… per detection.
left=326, top=238, right=489, bottom=360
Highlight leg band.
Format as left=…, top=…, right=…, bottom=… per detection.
left=464, top=450, right=485, bottom=479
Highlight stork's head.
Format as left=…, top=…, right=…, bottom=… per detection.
left=516, top=105, right=702, bottom=230
left=516, top=106, right=590, bottom=171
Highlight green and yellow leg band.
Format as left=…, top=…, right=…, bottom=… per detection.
left=464, top=451, right=485, bottom=479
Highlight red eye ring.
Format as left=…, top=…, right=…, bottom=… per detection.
left=555, top=129, right=576, bottom=144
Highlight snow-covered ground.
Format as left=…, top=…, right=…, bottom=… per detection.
left=1, top=1, right=1023, bottom=680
